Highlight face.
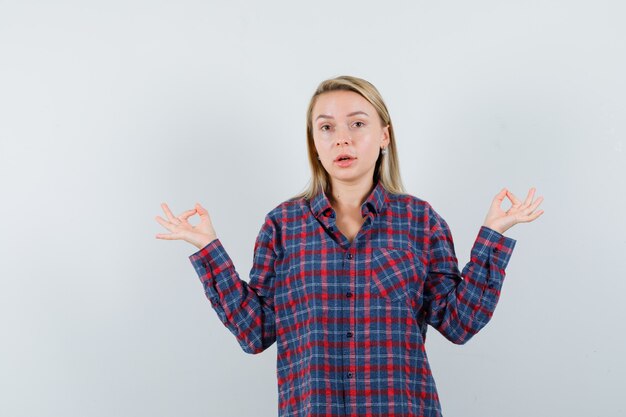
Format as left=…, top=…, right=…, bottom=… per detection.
left=311, top=90, right=390, bottom=186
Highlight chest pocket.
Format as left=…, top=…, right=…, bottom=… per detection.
left=368, top=247, right=420, bottom=303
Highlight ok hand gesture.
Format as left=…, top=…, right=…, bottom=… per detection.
left=482, top=187, right=544, bottom=235
left=155, top=202, right=217, bottom=250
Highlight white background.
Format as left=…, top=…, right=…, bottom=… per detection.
left=1, top=1, right=625, bottom=416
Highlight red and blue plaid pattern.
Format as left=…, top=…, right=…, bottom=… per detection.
left=189, top=179, right=516, bottom=417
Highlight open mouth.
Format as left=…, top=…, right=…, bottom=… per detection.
left=334, top=154, right=356, bottom=162
left=334, top=155, right=356, bottom=167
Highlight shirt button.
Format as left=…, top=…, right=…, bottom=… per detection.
left=346, top=292, right=353, bottom=298
left=493, top=247, right=499, bottom=253
left=347, top=253, right=353, bottom=259
left=346, top=331, right=353, bottom=338
left=347, top=372, right=353, bottom=378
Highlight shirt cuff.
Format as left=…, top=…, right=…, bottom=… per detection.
left=189, top=237, right=221, bottom=269
left=188, top=238, right=233, bottom=300
left=471, top=226, right=517, bottom=270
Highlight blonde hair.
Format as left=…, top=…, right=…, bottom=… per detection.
left=290, top=75, right=406, bottom=201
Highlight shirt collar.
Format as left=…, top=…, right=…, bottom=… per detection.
left=309, top=178, right=388, bottom=219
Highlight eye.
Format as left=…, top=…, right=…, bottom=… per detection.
left=320, top=124, right=331, bottom=131
left=353, top=121, right=365, bottom=128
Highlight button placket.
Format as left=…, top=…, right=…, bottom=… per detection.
left=343, top=249, right=356, bottom=386
left=345, top=251, right=354, bottom=300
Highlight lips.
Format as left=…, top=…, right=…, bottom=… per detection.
left=334, top=154, right=356, bottom=162
left=334, top=154, right=356, bottom=168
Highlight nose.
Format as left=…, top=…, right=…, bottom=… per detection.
left=335, top=125, right=352, bottom=146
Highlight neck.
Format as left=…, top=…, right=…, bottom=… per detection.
left=328, top=177, right=375, bottom=212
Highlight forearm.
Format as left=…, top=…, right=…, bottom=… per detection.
left=425, top=226, right=516, bottom=344
left=189, top=238, right=276, bottom=354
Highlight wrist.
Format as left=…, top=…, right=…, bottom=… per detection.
left=195, top=235, right=217, bottom=250
left=483, top=223, right=504, bottom=234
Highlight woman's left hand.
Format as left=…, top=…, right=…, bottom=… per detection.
left=482, top=187, right=544, bottom=234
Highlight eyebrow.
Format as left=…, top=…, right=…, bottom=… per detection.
left=315, top=111, right=369, bottom=121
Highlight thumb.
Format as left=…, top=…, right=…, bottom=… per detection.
left=195, top=202, right=209, bottom=216
left=490, top=188, right=507, bottom=209
left=494, top=188, right=507, bottom=202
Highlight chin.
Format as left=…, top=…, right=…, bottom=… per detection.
left=330, top=171, right=366, bottom=183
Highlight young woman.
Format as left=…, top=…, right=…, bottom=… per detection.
left=155, top=75, right=544, bottom=417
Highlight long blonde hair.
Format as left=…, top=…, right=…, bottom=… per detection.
left=290, top=75, right=406, bottom=201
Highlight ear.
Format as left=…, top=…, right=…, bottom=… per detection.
left=381, top=124, right=390, bottom=147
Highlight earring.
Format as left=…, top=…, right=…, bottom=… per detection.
left=381, top=147, right=388, bottom=155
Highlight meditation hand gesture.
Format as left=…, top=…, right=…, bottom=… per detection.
left=482, top=187, right=544, bottom=235
left=155, top=202, right=217, bottom=250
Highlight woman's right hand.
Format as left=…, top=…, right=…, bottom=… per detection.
left=155, top=202, right=217, bottom=250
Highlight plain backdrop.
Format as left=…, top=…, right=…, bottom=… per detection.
left=1, top=1, right=625, bottom=416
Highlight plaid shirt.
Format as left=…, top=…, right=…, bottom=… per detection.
left=189, top=179, right=516, bottom=417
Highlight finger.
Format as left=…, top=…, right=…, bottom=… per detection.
left=178, top=209, right=197, bottom=221
left=155, top=232, right=181, bottom=240
left=155, top=215, right=176, bottom=231
left=520, top=209, right=544, bottom=223
left=518, top=196, right=543, bottom=218
left=195, top=202, right=211, bottom=218
left=161, top=202, right=177, bottom=222
left=506, top=190, right=521, bottom=205
left=523, top=187, right=536, bottom=206
left=528, top=196, right=544, bottom=211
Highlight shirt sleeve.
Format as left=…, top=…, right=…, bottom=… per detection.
left=188, top=216, right=278, bottom=354
left=423, top=204, right=516, bottom=345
